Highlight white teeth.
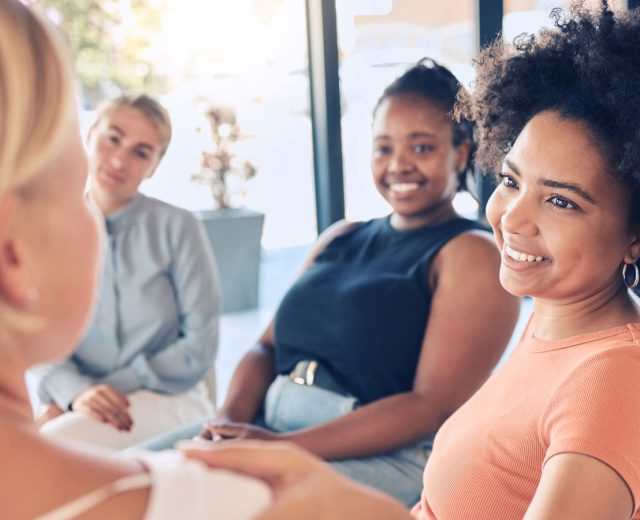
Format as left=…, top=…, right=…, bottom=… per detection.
left=389, top=182, right=420, bottom=193
left=505, top=245, right=545, bottom=263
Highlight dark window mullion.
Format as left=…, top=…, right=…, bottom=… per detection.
left=305, top=0, right=345, bottom=233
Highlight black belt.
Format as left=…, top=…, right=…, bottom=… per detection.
left=288, top=360, right=351, bottom=397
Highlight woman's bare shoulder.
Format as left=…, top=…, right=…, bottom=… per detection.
left=429, top=227, right=500, bottom=278
left=0, top=426, right=148, bottom=520
left=303, top=219, right=362, bottom=266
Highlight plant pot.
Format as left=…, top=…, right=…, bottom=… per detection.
left=192, top=208, right=265, bottom=313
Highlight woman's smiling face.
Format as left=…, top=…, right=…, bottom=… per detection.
left=371, top=93, right=469, bottom=228
left=486, top=110, right=638, bottom=301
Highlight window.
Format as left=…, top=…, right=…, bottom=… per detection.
left=504, top=0, right=628, bottom=44
left=37, top=0, right=317, bottom=249
left=336, top=0, right=478, bottom=222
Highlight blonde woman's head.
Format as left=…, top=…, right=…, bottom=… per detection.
left=87, top=94, right=172, bottom=213
left=92, top=94, right=172, bottom=158
left=0, top=1, right=101, bottom=362
left=0, top=1, right=76, bottom=193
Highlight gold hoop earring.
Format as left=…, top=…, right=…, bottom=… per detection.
left=623, top=262, right=640, bottom=289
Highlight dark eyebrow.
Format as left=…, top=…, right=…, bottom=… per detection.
left=109, top=124, right=156, bottom=151
left=504, top=158, right=597, bottom=204
left=373, top=131, right=436, bottom=141
left=539, top=178, right=597, bottom=204
left=504, top=158, right=521, bottom=176
left=408, top=131, right=436, bottom=139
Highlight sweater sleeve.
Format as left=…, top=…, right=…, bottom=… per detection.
left=541, top=346, right=640, bottom=513
left=31, top=359, right=96, bottom=410
left=99, top=215, right=220, bottom=395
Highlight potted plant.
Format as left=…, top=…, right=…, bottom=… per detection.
left=191, top=105, right=264, bottom=313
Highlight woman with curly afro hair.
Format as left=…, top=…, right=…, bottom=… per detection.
left=184, top=2, right=640, bottom=519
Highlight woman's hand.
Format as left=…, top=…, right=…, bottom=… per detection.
left=35, top=402, right=65, bottom=428
left=72, top=384, right=133, bottom=431
left=199, top=421, right=281, bottom=442
left=183, top=441, right=411, bottom=520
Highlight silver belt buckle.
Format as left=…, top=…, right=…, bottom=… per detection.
left=290, top=360, right=318, bottom=386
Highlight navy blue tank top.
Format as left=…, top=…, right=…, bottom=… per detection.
left=274, top=216, right=488, bottom=404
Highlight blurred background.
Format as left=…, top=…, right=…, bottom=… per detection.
left=28, top=0, right=627, bottom=250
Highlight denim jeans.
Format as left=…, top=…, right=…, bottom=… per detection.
left=263, top=375, right=358, bottom=431
left=265, top=375, right=430, bottom=506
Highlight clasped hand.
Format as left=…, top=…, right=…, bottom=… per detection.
left=198, top=420, right=280, bottom=442
left=72, top=384, right=133, bottom=431
left=182, top=441, right=411, bottom=520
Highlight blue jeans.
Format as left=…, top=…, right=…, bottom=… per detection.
left=137, top=375, right=431, bottom=506
left=331, top=443, right=430, bottom=507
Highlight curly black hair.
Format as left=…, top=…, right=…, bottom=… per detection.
left=456, top=1, right=640, bottom=228
left=374, top=58, right=476, bottom=192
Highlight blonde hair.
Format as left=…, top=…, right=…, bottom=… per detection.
left=92, top=94, right=173, bottom=158
left=0, top=0, right=74, bottom=328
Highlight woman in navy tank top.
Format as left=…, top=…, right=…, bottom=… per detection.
left=193, top=59, right=520, bottom=506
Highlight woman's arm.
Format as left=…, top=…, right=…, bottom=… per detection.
left=216, top=327, right=276, bottom=424
left=31, top=359, right=95, bottom=411
left=97, top=215, right=219, bottom=395
left=209, top=231, right=520, bottom=459
left=33, top=360, right=135, bottom=431
left=216, top=220, right=360, bottom=424
left=525, top=349, right=640, bottom=520
left=524, top=453, right=632, bottom=520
